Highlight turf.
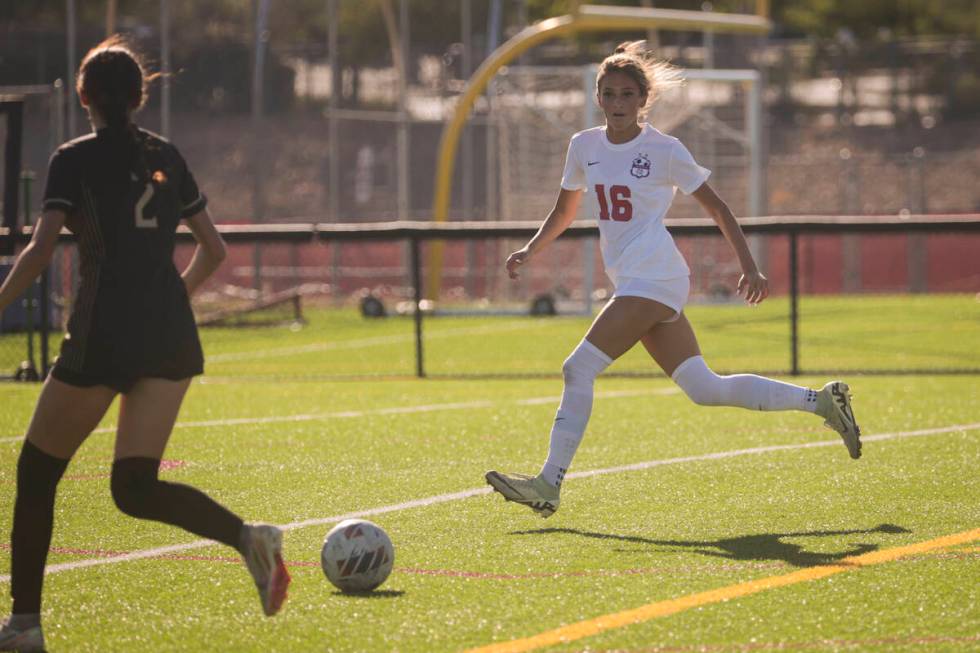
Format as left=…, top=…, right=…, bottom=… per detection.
left=194, top=293, right=980, bottom=377
left=2, top=294, right=978, bottom=379
left=0, top=300, right=978, bottom=652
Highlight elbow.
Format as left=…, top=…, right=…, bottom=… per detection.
left=712, top=200, right=735, bottom=220
left=213, top=242, right=227, bottom=264
left=207, top=238, right=227, bottom=265
left=711, top=204, right=737, bottom=225
left=24, top=242, right=55, bottom=269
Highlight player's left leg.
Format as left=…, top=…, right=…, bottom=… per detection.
left=641, top=315, right=861, bottom=458
left=4, top=377, right=117, bottom=650
left=112, top=377, right=290, bottom=615
left=538, top=296, right=677, bottom=486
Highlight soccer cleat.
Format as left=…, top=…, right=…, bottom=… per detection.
left=0, top=618, right=44, bottom=652
left=485, top=471, right=560, bottom=518
left=816, top=381, right=862, bottom=459
left=242, top=524, right=292, bottom=616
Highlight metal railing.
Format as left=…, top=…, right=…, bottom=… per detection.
left=3, top=214, right=978, bottom=380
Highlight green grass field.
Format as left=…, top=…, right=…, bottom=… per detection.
left=4, top=294, right=980, bottom=379
left=0, top=295, right=978, bottom=651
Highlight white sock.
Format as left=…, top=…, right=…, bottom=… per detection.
left=539, top=339, right=613, bottom=488
left=671, top=355, right=818, bottom=412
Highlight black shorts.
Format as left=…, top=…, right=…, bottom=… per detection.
left=53, top=307, right=204, bottom=394
left=50, top=361, right=201, bottom=394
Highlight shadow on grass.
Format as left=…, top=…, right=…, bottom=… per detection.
left=332, top=589, right=405, bottom=599
left=510, top=523, right=911, bottom=568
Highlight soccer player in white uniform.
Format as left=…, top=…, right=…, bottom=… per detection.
left=486, top=42, right=861, bottom=518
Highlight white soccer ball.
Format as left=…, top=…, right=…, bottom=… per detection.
left=321, top=519, right=394, bottom=592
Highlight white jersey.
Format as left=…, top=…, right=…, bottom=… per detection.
left=560, top=124, right=710, bottom=282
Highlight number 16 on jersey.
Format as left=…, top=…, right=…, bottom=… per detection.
left=595, top=184, right=632, bottom=222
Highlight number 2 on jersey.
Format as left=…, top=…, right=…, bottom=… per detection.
left=134, top=182, right=159, bottom=229
left=595, top=184, right=632, bottom=221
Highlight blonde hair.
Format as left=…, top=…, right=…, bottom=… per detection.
left=596, top=40, right=682, bottom=114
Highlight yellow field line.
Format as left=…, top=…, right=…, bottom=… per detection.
left=465, top=528, right=980, bottom=653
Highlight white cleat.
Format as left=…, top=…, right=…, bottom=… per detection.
left=0, top=618, right=44, bottom=652
left=817, top=381, right=862, bottom=459
left=242, top=524, right=291, bottom=616
left=485, top=471, right=560, bottom=518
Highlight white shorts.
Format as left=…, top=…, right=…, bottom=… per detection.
left=611, top=276, right=690, bottom=322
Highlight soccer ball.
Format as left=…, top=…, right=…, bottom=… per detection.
left=321, top=519, right=394, bottom=592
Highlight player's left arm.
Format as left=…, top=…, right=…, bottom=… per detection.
left=691, top=182, right=768, bottom=305
left=0, top=209, right=66, bottom=313
left=180, top=207, right=226, bottom=296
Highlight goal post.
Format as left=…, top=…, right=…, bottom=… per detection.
left=427, top=3, right=771, bottom=298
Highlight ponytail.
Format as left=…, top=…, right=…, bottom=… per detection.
left=77, top=36, right=158, bottom=184
left=77, top=35, right=152, bottom=129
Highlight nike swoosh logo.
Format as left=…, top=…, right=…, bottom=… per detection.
left=587, top=161, right=600, bottom=166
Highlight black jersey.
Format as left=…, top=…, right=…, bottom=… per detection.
left=42, top=125, right=208, bottom=389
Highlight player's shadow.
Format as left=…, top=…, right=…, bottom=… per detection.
left=333, top=589, right=405, bottom=599
left=511, top=523, right=911, bottom=568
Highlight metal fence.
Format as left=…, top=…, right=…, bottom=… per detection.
left=2, top=215, right=977, bottom=381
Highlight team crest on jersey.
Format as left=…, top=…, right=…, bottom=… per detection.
left=630, top=153, right=651, bottom=178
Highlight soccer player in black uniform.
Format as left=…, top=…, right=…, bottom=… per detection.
left=0, top=38, right=289, bottom=651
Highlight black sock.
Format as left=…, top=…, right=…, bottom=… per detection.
left=7, top=613, right=41, bottom=630
left=110, top=457, right=244, bottom=550
left=10, top=440, right=69, bottom=615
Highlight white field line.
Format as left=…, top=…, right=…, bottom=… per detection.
left=207, top=320, right=551, bottom=363
left=1, top=420, right=977, bottom=583
left=0, top=388, right=678, bottom=443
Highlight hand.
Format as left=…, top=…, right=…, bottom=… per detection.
left=505, top=247, right=531, bottom=280
left=737, top=270, right=769, bottom=305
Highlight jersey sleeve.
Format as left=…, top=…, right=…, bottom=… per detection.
left=668, top=140, right=711, bottom=195
left=42, top=148, right=81, bottom=213
left=175, top=149, right=207, bottom=218
left=560, top=135, right=586, bottom=191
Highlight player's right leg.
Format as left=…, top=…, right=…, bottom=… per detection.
left=488, top=297, right=676, bottom=517
left=485, top=471, right=561, bottom=518
left=239, top=524, right=291, bottom=616
left=5, top=376, right=117, bottom=649
left=113, top=377, right=290, bottom=615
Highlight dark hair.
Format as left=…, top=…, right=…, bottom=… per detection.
left=597, top=40, right=681, bottom=115
left=76, top=37, right=168, bottom=189
left=76, top=36, right=151, bottom=128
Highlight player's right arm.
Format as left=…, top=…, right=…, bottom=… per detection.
left=506, top=134, right=587, bottom=280
left=180, top=208, right=226, bottom=295
left=506, top=188, right=583, bottom=279
left=0, top=209, right=66, bottom=312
